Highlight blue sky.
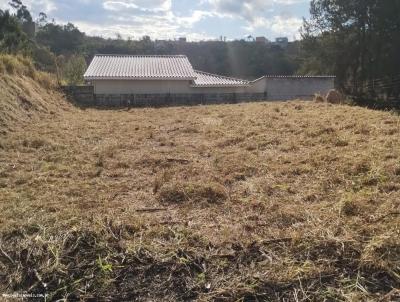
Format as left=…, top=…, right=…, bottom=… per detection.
left=0, top=0, right=311, bottom=41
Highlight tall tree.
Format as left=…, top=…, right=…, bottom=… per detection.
left=0, top=9, right=29, bottom=54
left=301, top=0, right=400, bottom=93
left=9, top=0, right=32, bottom=22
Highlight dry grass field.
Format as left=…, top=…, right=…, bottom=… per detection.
left=0, top=57, right=399, bottom=301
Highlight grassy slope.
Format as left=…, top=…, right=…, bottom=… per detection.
left=0, top=69, right=399, bottom=300
left=0, top=55, right=72, bottom=135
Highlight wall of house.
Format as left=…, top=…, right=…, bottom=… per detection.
left=265, top=77, right=335, bottom=100
left=93, top=79, right=192, bottom=94
left=82, top=77, right=335, bottom=107
left=92, top=77, right=334, bottom=99
left=246, top=77, right=334, bottom=100
left=93, top=79, right=248, bottom=94
left=94, top=93, right=267, bottom=107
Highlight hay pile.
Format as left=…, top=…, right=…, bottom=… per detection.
left=326, top=89, right=344, bottom=104
left=313, top=94, right=325, bottom=103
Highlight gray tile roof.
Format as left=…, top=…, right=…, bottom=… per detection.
left=84, top=55, right=197, bottom=80
left=253, top=75, right=336, bottom=81
left=192, top=70, right=250, bottom=87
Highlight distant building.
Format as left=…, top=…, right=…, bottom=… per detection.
left=83, top=54, right=335, bottom=106
left=275, top=37, right=289, bottom=48
left=256, top=36, right=269, bottom=44
left=178, top=37, right=187, bottom=43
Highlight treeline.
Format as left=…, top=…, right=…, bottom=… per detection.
left=0, top=1, right=300, bottom=84
left=301, top=0, right=400, bottom=100
left=36, top=24, right=301, bottom=80
left=1, top=0, right=400, bottom=100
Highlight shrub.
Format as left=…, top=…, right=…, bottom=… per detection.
left=326, top=89, right=344, bottom=104
left=0, top=54, right=36, bottom=78
left=1, top=55, right=18, bottom=74
left=36, top=71, right=57, bottom=90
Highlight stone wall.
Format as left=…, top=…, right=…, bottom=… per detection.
left=61, top=86, right=94, bottom=105
left=94, top=93, right=268, bottom=107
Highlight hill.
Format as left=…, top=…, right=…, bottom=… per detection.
left=0, top=55, right=73, bottom=135
left=0, top=60, right=399, bottom=300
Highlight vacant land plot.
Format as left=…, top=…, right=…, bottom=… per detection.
left=0, top=92, right=399, bottom=300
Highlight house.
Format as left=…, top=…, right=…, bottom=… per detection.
left=255, top=36, right=269, bottom=44
left=83, top=54, right=335, bottom=106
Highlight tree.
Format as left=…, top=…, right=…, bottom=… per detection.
left=301, top=0, right=400, bottom=92
left=36, top=23, right=85, bottom=55
left=0, top=9, right=30, bottom=54
left=37, top=12, right=47, bottom=27
left=62, top=55, right=87, bottom=85
left=9, top=0, right=32, bottom=22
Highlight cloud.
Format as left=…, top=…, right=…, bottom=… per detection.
left=207, top=0, right=307, bottom=19
left=103, top=0, right=171, bottom=13
left=244, top=15, right=303, bottom=38
left=0, top=0, right=56, bottom=14
left=73, top=17, right=214, bottom=41
left=0, top=0, right=308, bottom=40
left=206, top=0, right=306, bottom=39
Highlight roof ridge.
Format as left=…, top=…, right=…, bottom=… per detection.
left=194, top=70, right=249, bottom=83
left=260, top=75, right=336, bottom=78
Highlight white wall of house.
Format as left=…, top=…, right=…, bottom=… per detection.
left=249, top=77, right=334, bottom=100
left=246, top=77, right=267, bottom=93
left=93, top=77, right=334, bottom=99
left=266, top=77, right=335, bottom=100
left=93, top=79, right=248, bottom=94
left=190, top=86, right=248, bottom=94
left=93, top=80, right=192, bottom=94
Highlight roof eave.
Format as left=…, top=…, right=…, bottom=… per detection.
left=190, top=84, right=250, bottom=88
left=84, top=76, right=197, bottom=81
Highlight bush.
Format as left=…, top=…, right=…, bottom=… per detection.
left=0, top=54, right=57, bottom=89
left=62, top=54, right=87, bottom=85
left=0, top=54, right=35, bottom=77
left=326, top=89, right=344, bottom=104
left=1, top=55, right=18, bottom=74
left=36, top=71, right=57, bottom=89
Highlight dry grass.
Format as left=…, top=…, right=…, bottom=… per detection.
left=0, top=73, right=399, bottom=301
left=313, top=93, right=326, bottom=103
left=0, top=59, right=70, bottom=135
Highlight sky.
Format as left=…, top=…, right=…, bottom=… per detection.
left=0, top=0, right=311, bottom=41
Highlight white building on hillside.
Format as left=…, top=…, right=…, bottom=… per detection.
left=83, top=54, right=334, bottom=106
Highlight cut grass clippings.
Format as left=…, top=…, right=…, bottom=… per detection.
left=0, top=67, right=399, bottom=301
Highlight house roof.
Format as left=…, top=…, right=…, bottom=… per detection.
left=252, top=75, right=336, bottom=82
left=84, top=54, right=253, bottom=87
left=192, top=70, right=250, bottom=87
left=84, top=55, right=197, bottom=80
